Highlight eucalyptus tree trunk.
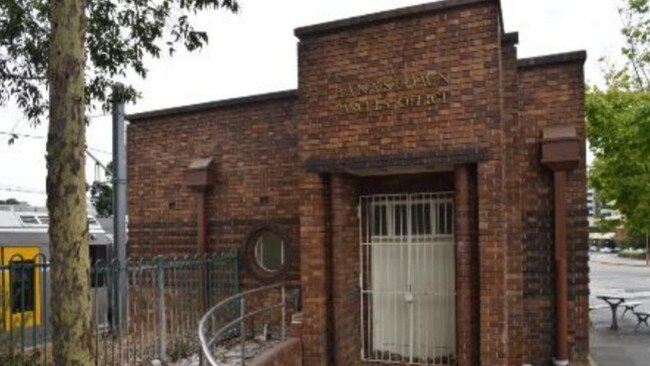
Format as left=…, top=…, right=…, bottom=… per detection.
left=47, top=0, right=94, bottom=363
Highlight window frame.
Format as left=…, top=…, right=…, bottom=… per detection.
left=244, top=226, right=292, bottom=282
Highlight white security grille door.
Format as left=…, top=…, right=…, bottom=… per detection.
left=360, top=193, right=455, bottom=364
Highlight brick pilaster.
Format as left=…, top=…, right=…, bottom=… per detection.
left=330, top=174, right=360, bottom=365
left=299, top=173, right=330, bottom=366
left=454, top=165, right=479, bottom=366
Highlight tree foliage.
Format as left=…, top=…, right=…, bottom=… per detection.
left=0, top=0, right=239, bottom=125
left=606, top=0, right=650, bottom=91
left=1, top=0, right=239, bottom=363
left=588, top=0, right=650, bottom=236
left=90, top=161, right=113, bottom=216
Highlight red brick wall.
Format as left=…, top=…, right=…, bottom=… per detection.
left=297, top=172, right=330, bottom=366
left=330, top=174, right=359, bottom=366
left=127, top=1, right=589, bottom=365
left=518, top=61, right=589, bottom=365
left=296, top=2, right=502, bottom=167
left=296, top=4, right=504, bottom=363
left=502, top=38, right=525, bottom=365
left=454, top=165, right=479, bottom=366
left=127, top=97, right=301, bottom=287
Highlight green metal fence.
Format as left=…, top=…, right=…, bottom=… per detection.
left=0, top=250, right=240, bottom=365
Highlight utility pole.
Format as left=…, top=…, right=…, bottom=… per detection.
left=112, top=85, right=128, bottom=332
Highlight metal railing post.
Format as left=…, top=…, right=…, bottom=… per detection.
left=19, top=260, right=26, bottom=366
left=42, top=259, right=49, bottom=365
left=240, top=296, right=246, bottom=366
left=281, top=285, right=286, bottom=341
left=157, top=257, right=167, bottom=361
left=198, top=283, right=285, bottom=365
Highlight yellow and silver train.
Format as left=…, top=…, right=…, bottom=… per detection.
left=0, top=204, right=112, bottom=331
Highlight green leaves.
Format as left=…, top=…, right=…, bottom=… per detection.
left=0, top=0, right=239, bottom=125
left=587, top=88, right=650, bottom=235
left=588, top=1, right=650, bottom=235
left=614, top=0, right=650, bottom=91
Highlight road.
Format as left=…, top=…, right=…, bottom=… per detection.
left=590, top=254, right=650, bottom=366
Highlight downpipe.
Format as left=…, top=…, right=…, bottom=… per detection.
left=553, top=170, right=570, bottom=366
left=540, top=127, right=580, bottom=366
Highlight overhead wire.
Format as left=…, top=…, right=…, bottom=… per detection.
left=1, top=113, right=114, bottom=197
left=0, top=131, right=46, bottom=139
left=0, top=131, right=112, bottom=156
left=0, top=184, right=47, bottom=195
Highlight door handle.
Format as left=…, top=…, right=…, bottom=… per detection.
left=405, top=284, right=414, bottom=303
left=405, top=292, right=414, bottom=303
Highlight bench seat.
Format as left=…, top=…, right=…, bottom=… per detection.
left=622, top=302, right=643, bottom=318
left=632, top=311, right=650, bottom=331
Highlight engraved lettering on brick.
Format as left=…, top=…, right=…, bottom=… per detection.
left=333, top=71, right=451, bottom=114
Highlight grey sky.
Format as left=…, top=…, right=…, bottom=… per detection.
left=0, top=0, right=625, bottom=205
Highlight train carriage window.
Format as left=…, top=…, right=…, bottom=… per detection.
left=19, top=215, right=39, bottom=225
left=10, top=261, right=36, bottom=313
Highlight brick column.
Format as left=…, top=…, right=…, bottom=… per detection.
left=454, top=165, right=478, bottom=366
left=330, top=174, right=359, bottom=365
left=299, top=172, right=330, bottom=366
left=477, top=159, right=507, bottom=364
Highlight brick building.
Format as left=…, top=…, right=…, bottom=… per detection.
left=126, top=0, right=589, bottom=365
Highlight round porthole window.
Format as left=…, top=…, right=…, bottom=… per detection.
left=245, top=227, right=291, bottom=281
left=254, top=231, right=285, bottom=272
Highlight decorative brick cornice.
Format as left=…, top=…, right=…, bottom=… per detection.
left=126, top=89, right=297, bottom=122
left=129, top=217, right=298, bottom=229
left=304, top=148, right=488, bottom=173
left=518, top=51, right=587, bottom=70
left=502, top=32, right=519, bottom=45
left=295, top=0, right=499, bottom=39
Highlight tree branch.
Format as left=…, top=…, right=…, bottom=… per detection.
left=0, top=72, right=46, bottom=81
left=619, top=8, right=650, bottom=91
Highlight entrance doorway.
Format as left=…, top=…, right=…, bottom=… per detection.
left=360, top=192, right=455, bottom=364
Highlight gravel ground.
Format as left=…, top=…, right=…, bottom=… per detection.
left=154, top=338, right=281, bottom=366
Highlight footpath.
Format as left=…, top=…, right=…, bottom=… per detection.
left=590, top=253, right=649, bottom=267
left=589, top=254, right=650, bottom=365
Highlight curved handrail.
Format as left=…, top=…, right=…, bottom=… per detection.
left=198, top=283, right=286, bottom=366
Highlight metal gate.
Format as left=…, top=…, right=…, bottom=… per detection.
left=360, top=192, right=456, bottom=365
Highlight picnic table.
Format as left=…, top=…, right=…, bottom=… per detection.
left=596, top=295, right=626, bottom=330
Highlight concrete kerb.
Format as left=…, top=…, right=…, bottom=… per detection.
left=590, top=257, right=649, bottom=268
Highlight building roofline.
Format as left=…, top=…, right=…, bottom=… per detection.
left=294, top=0, right=501, bottom=39
left=126, top=89, right=298, bottom=122
left=502, top=32, right=519, bottom=45
left=518, top=51, right=587, bottom=69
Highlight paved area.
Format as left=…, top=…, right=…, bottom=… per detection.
left=591, top=253, right=650, bottom=267
left=590, top=254, right=650, bottom=365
